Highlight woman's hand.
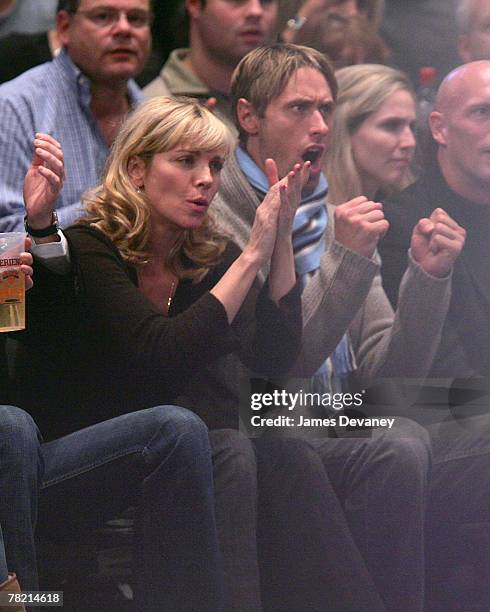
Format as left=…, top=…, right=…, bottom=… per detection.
left=21, top=237, right=33, bottom=290
left=210, top=160, right=309, bottom=322
left=265, top=159, right=310, bottom=235
left=23, top=133, right=64, bottom=230
left=265, top=160, right=310, bottom=302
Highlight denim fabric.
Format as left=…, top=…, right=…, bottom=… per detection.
left=0, top=406, right=43, bottom=594
left=0, top=404, right=224, bottom=612
left=253, top=436, right=386, bottom=612
left=209, top=429, right=262, bottom=611
left=211, top=431, right=386, bottom=612
left=426, top=412, right=490, bottom=608
left=312, top=420, right=432, bottom=612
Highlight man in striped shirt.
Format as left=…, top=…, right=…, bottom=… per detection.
left=0, top=0, right=151, bottom=233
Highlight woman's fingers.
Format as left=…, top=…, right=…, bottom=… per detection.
left=20, top=252, right=34, bottom=291
left=20, top=263, right=34, bottom=290
left=300, top=160, right=311, bottom=190
left=20, top=251, right=33, bottom=267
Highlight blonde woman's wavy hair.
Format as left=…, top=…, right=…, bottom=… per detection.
left=327, top=64, right=415, bottom=205
left=82, top=96, right=233, bottom=281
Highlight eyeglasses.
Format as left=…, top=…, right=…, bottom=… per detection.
left=73, top=7, right=153, bottom=29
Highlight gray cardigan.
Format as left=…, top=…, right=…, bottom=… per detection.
left=212, top=149, right=453, bottom=385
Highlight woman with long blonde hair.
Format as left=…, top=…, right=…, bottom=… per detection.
left=16, top=94, right=400, bottom=612
left=19, top=96, right=386, bottom=612
left=327, top=63, right=416, bottom=205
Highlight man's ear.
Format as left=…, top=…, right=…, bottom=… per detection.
left=56, top=10, right=72, bottom=47
left=457, top=34, right=472, bottom=63
left=128, top=156, right=146, bottom=188
left=429, top=111, right=447, bottom=146
left=186, top=0, right=203, bottom=20
left=236, top=98, right=260, bottom=138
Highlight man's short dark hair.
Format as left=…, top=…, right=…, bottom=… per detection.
left=57, top=0, right=154, bottom=13
left=231, top=43, right=338, bottom=145
left=57, top=0, right=80, bottom=12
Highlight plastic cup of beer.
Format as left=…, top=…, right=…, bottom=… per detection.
left=0, top=232, right=26, bottom=332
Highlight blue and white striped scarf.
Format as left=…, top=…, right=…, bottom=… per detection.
left=236, top=146, right=353, bottom=378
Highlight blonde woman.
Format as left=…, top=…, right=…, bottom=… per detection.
left=14, top=95, right=313, bottom=611
left=17, top=97, right=390, bottom=612
left=22, top=97, right=305, bottom=426
left=327, top=63, right=416, bottom=204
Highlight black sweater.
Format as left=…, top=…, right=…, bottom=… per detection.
left=380, top=161, right=490, bottom=377
left=12, top=225, right=302, bottom=439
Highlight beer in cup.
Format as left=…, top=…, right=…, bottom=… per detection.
left=0, top=233, right=26, bottom=332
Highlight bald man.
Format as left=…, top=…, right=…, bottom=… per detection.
left=379, top=61, right=490, bottom=608
left=381, top=61, right=490, bottom=377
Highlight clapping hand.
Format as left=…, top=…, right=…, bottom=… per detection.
left=265, top=159, right=311, bottom=237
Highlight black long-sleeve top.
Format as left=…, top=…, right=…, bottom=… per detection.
left=12, top=225, right=302, bottom=439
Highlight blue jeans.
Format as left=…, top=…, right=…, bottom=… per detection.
left=312, top=420, right=432, bottom=612
left=0, top=404, right=224, bottom=612
left=211, top=431, right=387, bottom=611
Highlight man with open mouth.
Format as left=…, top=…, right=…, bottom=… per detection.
left=210, top=42, right=469, bottom=611
left=214, top=43, right=462, bottom=389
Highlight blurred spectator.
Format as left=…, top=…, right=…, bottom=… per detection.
left=297, top=13, right=389, bottom=67
left=281, top=0, right=384, bottom=43
left=381, top=0, right=460, bottom=86
left=0, top=0, right=56, bottom=37
left=144, top=0, right=279, bottom=132
left=457, top=0, right=490, bottom=62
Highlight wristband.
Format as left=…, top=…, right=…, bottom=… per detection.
left=24, top=211, right=59, bottom=237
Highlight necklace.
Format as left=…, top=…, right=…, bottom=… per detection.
left=166, top=279, right=177, bottom=314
